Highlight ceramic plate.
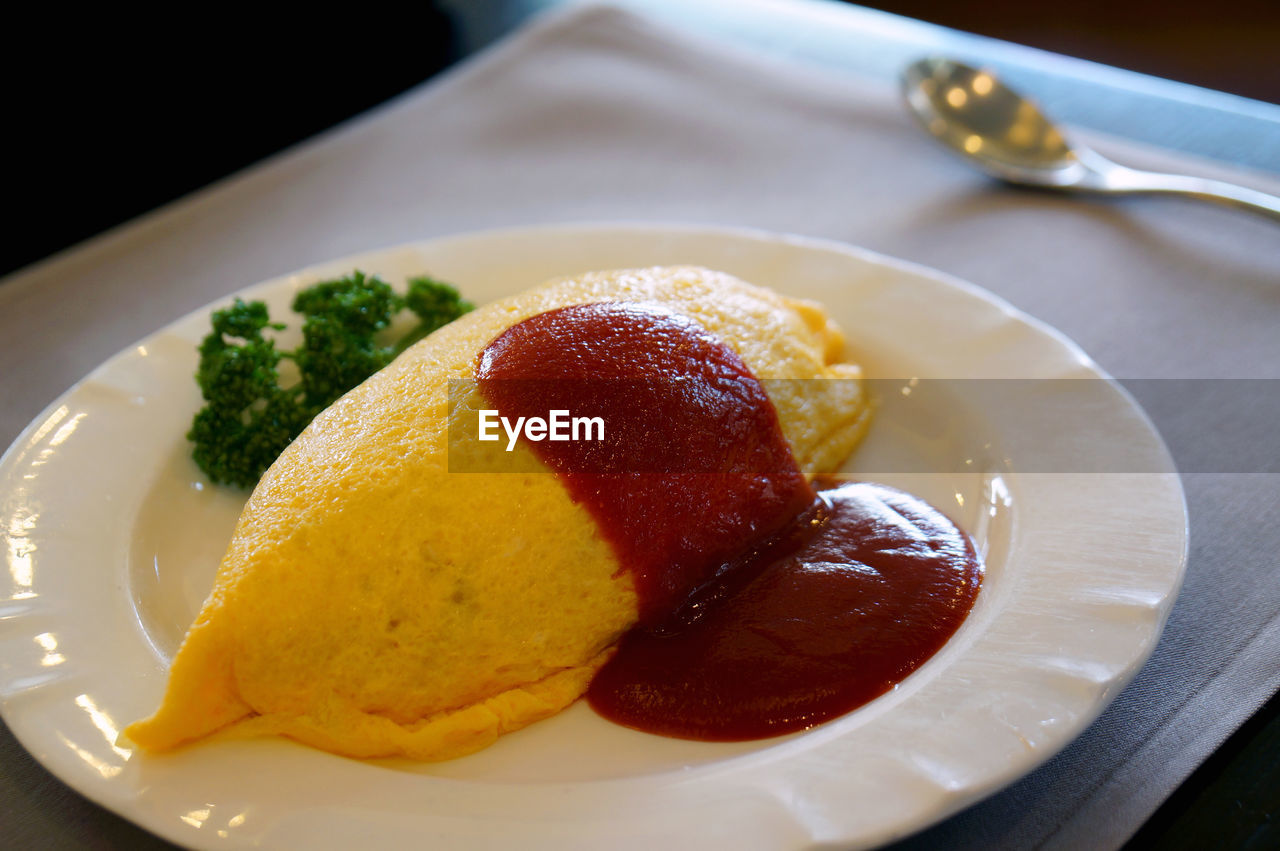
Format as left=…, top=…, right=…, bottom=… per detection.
left=0, top=224, right=1187, bottom=849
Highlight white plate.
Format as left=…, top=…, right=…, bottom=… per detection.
left=0, top=224, right=1187, bottom=850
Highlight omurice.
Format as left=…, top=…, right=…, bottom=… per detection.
left=125, top=266, right=873, bottom=759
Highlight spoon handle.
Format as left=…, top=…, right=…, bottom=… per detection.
left=1101, top=165, right=1280, bottom=221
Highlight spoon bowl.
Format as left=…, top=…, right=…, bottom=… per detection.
left=901, top=57, right=1280, bottom=219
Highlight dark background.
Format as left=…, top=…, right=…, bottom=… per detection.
left=874, top=0, right=1279, bottom=104
left=4, top=2, right=1278, bottom=847
left=3, top=8, right=457, bottom=279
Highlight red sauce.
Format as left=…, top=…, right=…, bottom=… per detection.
left=589, top=480, right=981, bottom=739
left=477, top=302, right=814, bottom=623
left=475, top=302, right=982, bottom=740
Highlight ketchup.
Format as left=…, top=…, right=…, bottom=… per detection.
left=477, top=302, right=814, bottom=623
left=476, top=302, right=982, bottom=740
left=589, top=479, right=981, bottom=739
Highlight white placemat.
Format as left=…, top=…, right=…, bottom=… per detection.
left=2, top=5, right=1278, bottom=848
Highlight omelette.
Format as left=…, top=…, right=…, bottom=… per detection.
left=125, top=266, right=871, bottom=760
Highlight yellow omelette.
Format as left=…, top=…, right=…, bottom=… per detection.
left=125, top=266, right=871, bottom=760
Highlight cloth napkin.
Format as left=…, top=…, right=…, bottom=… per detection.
left=2, top=5, right=1278, bottom=848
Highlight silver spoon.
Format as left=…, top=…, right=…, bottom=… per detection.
left=902, top=57, right=1280, bottom=221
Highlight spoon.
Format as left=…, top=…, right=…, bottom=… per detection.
left=901, top=57, right=1280, bottom=221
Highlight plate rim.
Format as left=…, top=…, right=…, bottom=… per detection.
left=0, top=221, right=1189, bottom=850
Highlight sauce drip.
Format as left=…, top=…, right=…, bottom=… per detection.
left=475, top=302, right=982, bottom=740
left=588, top=480, right=981, bottom=739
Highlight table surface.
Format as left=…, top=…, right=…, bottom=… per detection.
left=2, top=1, right=1277, bottom=848
left=446, top=0, right=1280, bottom=173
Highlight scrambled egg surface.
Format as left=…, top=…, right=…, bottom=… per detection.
left=125, top=267, right=870, bottom=760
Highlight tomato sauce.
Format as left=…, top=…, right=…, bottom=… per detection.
left=477, top=302, right=814, bottom=623
left=476, top=301, right=982, bottom=739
